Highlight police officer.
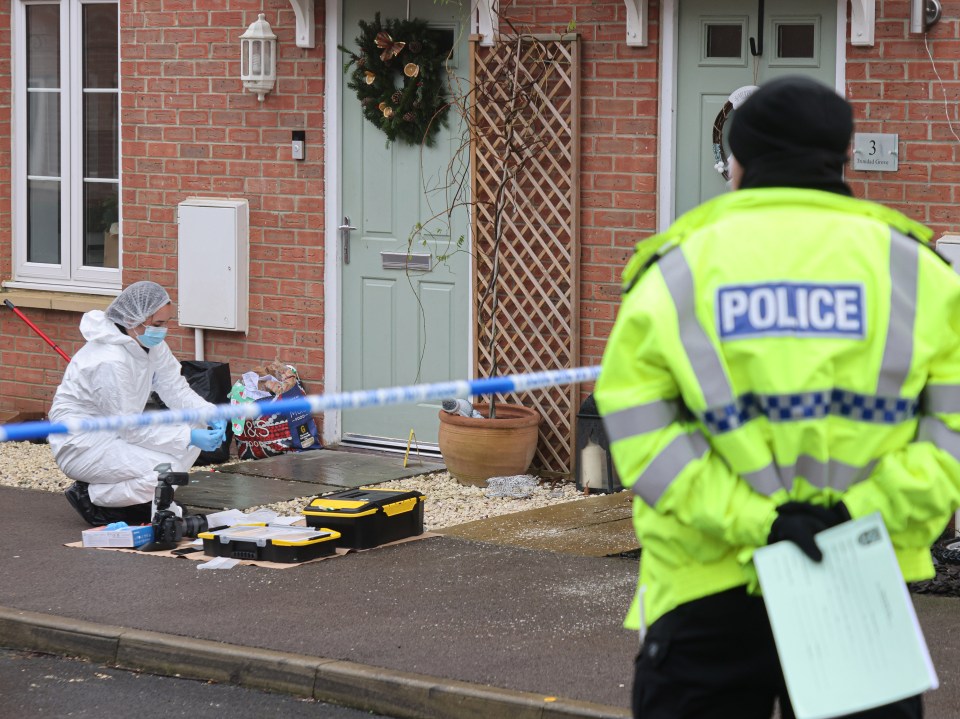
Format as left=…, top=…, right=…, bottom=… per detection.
left=595, top=76, right=960, bottom=718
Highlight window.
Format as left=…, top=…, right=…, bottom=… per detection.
left=13, top=0, right=120, bottom=291
left=776, top=23, right=816, bottom=59
left=699, top=18, right=748, bottom=67
left=706, top=24, right=743, bottom=59
left=769, top=18, right=820, bottom=67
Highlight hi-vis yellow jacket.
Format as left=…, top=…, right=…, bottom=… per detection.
left=595, top=188, right=960, bottom=630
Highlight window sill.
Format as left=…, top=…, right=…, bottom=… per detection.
left=1, top=288, right=114, bottom=313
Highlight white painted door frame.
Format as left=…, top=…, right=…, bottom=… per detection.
left=656, top=0, right=849, bottom=231
left=322, top=0, right=343, bottom=446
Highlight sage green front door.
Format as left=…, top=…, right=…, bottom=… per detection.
left=340, top=0, right=470, bottom=448
left=675, top=0, right=838, bottom=217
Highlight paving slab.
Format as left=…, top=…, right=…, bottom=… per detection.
left=176, top=471, right=334, bottom=512
left=217, top=449, right=443, bottom=488
left=439, top=491, right=637, bottom=557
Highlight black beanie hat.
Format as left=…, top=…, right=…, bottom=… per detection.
left=728, top=75, right=854, bottom=195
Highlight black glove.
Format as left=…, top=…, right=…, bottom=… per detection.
left=767, top=501, right=851, bottom=562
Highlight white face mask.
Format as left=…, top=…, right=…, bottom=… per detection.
left=137, top=325, right=168, bottom=348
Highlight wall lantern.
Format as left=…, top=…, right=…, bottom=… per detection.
left=910, top=0, right=942, bottom=34
left=240, top=13, right=277, bottom=102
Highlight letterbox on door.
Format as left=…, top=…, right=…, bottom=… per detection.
left=177, top=198, right=249, bottom=332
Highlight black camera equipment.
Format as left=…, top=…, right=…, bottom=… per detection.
left=139, top=463, right=208, bottom=552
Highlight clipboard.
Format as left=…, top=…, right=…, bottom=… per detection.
left=754, top=513, right=938, bottom=719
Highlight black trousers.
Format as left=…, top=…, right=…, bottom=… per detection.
left=632, top=587, right=923, bottom=719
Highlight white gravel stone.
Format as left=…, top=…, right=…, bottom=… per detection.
left=0, top=441, right=587, bottom=531
left=256, top=471, right=587, bottom=531
left=0, top=441, right=72, bottom=493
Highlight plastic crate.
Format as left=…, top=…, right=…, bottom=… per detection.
left=302, top=488, right=425, bottom=550
left=198, top=524, right=340, bottom=563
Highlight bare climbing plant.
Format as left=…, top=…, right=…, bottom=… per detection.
left=409, top=3, right=575, bottom=419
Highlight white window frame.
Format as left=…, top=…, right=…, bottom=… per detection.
left=10, top=0, right=121, bottom=293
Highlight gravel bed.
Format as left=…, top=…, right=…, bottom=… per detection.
left=0, top=441, right=586, bottom=531
left=256, top=472, right=587, bottom=532
left=0, top=441, right=71, bottom=493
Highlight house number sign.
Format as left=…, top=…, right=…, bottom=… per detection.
left=852, top=133, right=899, bottom=172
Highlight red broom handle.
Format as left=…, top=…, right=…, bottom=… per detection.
left=4, top=299, right=72, bottom=363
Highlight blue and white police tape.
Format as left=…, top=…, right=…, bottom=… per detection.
left=0, top=365, right=602, bottom=443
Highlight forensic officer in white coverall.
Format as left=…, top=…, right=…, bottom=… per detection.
left=51, top=281, right=225, bottom=526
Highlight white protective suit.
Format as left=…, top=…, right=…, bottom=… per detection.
left=49, top=310, right=215, bottom=507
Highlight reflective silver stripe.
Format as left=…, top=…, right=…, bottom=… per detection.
left=659, top=249, right=733, bottom=407
left=630, top=431, right=710, bottom=505
left=603, top=400, right=680, bottom=443
left=922, top=384, right=960, bottom=415
left=742, top=464, right=783, bottom=495
left=832, top=460, right=877, bottom=492
left=877, top=230, right=918, bottom=397
left=786, top=455, right=874, bottom=492
left=743, top=456, right=875, bottom=495
left=918, top=415, right=960, bottom=463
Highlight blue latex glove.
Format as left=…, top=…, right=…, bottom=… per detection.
left=210, top=419, right=227, bottom=441
left=190, top=428, right=222, bottom=452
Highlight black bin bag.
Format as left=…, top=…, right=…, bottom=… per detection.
left=146, top=361, right=234, bottom=465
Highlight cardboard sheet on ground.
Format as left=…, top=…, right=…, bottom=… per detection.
left=754, top=513, right=938, bottom=719
left=65, top=531, right=437, bottom=569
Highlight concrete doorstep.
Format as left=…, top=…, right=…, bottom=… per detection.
left=0, top=606, right=630, bottom=719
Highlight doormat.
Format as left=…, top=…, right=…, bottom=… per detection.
left=65, top=532, right=437, bottom=570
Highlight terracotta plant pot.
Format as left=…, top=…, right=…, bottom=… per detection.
left=437, top=402, right=541, bottom=487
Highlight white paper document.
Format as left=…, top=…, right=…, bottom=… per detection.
left=197, top=556, right=241, bottom=570
left=754, top=512, right=938, bottom=719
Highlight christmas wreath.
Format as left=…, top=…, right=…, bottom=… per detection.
left=340, top=14, right=451, bottom=147
left=711, top=85, right=758, bottom=180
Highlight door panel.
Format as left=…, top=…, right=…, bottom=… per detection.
left=675, top=0, right=838, bottom=217
left=341, top=0, right=470, bottom=446
left=359, top=278, right=396, bottom=389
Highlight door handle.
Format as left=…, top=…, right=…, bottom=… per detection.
left=339, top=216, right=357, bottom=265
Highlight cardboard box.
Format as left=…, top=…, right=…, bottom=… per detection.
left=82, top=524, right=154, bottom=548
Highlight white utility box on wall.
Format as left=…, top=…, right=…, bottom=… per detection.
left=177, top=198, right=249, bottom=332
left=936, top=234, right=960, bottom=271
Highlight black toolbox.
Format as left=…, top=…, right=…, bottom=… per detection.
left=302, top=488, right=425, bottom=549
left=197, top=524, right=341, bottom=563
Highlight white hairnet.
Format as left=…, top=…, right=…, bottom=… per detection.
left=104, top=281, right=171, bottom=329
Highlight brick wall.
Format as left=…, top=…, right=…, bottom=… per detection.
left=120, top=0, right=327, bottom=389
left=0, top=3, right=8, bottom=273
left=0, top=0, right=327, bottom=415
left=506, top=0, right=960, bottom=382
left=503, top=0, right=661, bottom=401
left=846, top=3, right=960, bottom=236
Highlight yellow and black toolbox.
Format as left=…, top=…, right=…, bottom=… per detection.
left=302, top=488, right=425, bottom=549
left=197, top=524, right=341, bottom=563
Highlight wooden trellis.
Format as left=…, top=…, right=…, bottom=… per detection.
left=470, top=34, right=580, bottom=477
